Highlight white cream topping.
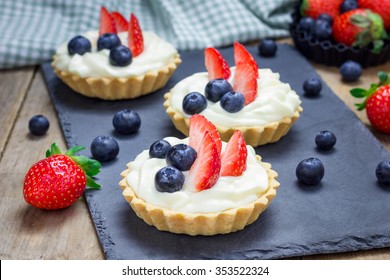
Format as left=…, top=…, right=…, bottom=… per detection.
left=169, top=68, right=301, bottom=127
left=126, top=137, right=269, bottom=214
left=53, top=30, right=178, bottom=78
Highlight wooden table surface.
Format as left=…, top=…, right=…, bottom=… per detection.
left=1, top=44, right=390, bottom=260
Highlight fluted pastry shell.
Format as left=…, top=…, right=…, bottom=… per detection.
left=119, top=156, right=279, bottom=236
left=164, top=92, right=302, bottom=147
left=51, top=55, right=181, bottom=100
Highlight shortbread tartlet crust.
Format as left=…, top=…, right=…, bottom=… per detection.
left=52, top=55, right=181, bottom=100
left=119, top=155, right=279, bottom=236
left=164, top=92, right=303, bottom=147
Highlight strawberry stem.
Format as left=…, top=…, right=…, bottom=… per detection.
left=46, top=143, right=62, bottom=157
left=65, top=145, right=85, bottom=156
left=350, top=71, right=390, bottom=111
left=351, top=10, right=387, bottom=54
left=45, top=143, right=102, bottom=189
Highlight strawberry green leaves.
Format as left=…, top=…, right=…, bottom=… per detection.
left=351, top=71, right=390, bottom=110
left=46, top=143, right=102, bottom=189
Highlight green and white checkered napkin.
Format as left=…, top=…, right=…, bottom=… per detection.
left=0, top=0, right=296, bottom=69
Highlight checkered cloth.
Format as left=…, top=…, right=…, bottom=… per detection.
left=0, top=0, right=296, bottom=69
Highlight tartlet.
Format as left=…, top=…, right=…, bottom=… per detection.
left=52, top=9, right=181, bottom=100
left=164, top=43, right=302, bottom=147
left=119, top=154, right=278, bottom=236
left=119, top=115, right=280, bottom=236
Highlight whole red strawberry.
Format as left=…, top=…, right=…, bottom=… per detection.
left=351, top=71, right=390, bottom=133
left=333, top=9, right=387, bottom=53
left=358, top=0, right=390, bottom=29
left=23, top=143, right=101, bottom=210
left=300, top=0, right=342, bottom=19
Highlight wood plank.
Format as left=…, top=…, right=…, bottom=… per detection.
left=0, top=67, right=35, bottom=159
left=0, top=70, right=104, bottom=259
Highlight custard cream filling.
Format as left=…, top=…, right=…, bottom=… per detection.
left=126, top=137, right=269, bottom=214
left=53, top=31, right=178, bottom=78
left=169, top=68, right=301, bottom=127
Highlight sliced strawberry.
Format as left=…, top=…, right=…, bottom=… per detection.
left=234, top=42, right=258, bottom=78
left=99, top=6, right=117, bottom=35
left=128, top=13, right=144, bottom=57
left=189, top=114, right=222, bottom=155
left=220, top=131, right=247, bottom=176
left=204, top=47, right=231, bottom=80
left=233, top=62, right=258, bottom=105
left=187, top=131, right=221, bottom=192
left=111, top=11, right=129, bottom=32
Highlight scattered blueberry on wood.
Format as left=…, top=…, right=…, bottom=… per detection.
left=28, top=115, right=50, bottom=136
left=340, top=60, right=362, bottom=82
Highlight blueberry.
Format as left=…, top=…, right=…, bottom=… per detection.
left=112, top=109, right=141, bottom=135
left=182, top=92, right=207, bottom=115
left=340, top=0, right=358, bottom=14
left=340, top=60, right=362, bottom=82
left=376, top=160, right=390, bottom=185
left=317, top=14, right=333, bottom=25
left=315, top=131, right=337, bottom=150
left=91, top=136, right=119, bottom=162
left=68, top=35, right=91, bottom=55
left=155, top=166, right=185, bottom=193
left=28, top=115, right=50, bottom=136
left=220, top=91, right=245, bottom=113
left=296, top=158, right=325, bottom=185
left=205, top=79, right=233, bottom=102
left=297, top=17, right=315, bottom=32
left=97, top=33, right=121, bottom=51
left=109, top=45, right=132, bottom=67
left=258, top=39, right=278, bottom=57
left=303, top=77, right=322, bottom=97
left=149, top=140, right=171, bottom=159
left=166, top=144, right=197, bottom=171
left=312, top=20, right=332, bottom=41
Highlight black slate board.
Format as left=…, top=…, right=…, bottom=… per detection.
left=41, top=44, right=390, bottom=260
